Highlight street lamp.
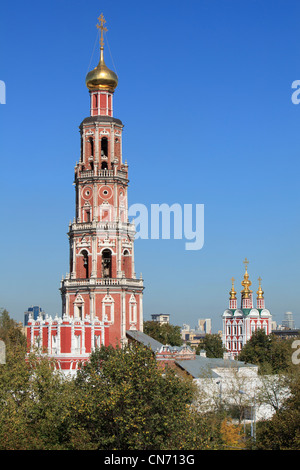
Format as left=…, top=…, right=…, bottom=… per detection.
left=216, top=380, right=222, bottom=407
left=239, top=390, right=256, bottom=441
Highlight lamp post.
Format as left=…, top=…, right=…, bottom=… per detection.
left=239, top=390, right=256, bottom=442
left=216, top=380, right=222, bottom=409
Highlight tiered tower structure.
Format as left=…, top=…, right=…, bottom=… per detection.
left=60, top=14, right=144, bottom=347
left=27, top=15, right=144, bottom=372
left=222, top=258, right=272, bottom=357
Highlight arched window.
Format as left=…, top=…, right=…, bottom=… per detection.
left=102, top=249, right=112, bottom=278
left=81, top=250, right=89, bottom=279
left=74, top=294, right=84, bottom=319
left=101, top=137, right=108, bottom=158
left=88, top=138, right=94, bottom=157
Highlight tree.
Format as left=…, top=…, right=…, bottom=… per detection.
left=255, top=369, right=300, bottom=449
left=66, top=342, right=193, bottom=449
left=220, top=419, right=246, bottom=449
left=238, top=329, right=272, bottom=367
left=63, top=342, right=221, bottom=450
left=0, top=308, right=26, bottom=351
left=143, top=321, right=183, bottom=347
left=0, top=343, right=70, bottom=450
left=0, top=309, right=73, bottom=450
left=196, top=334, right=226, bottom=358
left=0, top=311, right=226, bottom=450
left=237, top=329, right=294, bottom=374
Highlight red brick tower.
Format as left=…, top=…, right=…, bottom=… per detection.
left=60, top=14, right=144, bottom=347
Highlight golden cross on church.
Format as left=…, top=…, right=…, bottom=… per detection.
left=243, top=257, right=249, bottom=270
left=97, top=13, right=108, bottom=48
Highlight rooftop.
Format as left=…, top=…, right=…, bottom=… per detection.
left=175, top=356, right=257, bottom=379
left=126, top=330, right=256, bottom=379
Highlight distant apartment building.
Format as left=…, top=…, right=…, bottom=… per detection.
left=151, top=314, right=170, bottom=325
left=281, top=311, right=295, bottom=329
left=271, top=311, right=299, bottom=340
left=197, top=318, right=212, bottom=334
left=24, top=306, right=45, bottom=326
left=181, top=318, right=212, bottom=349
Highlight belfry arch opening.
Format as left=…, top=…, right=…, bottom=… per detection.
left=88, top=138, right=94, bottom=157
left=102, top=249, right=112, bottom=278
left=101, top=137, right=108, bottom=158
left=81, top=250, right=89, bottom=279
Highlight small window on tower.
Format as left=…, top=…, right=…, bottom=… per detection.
left=94, top=93, right=98, bottom=109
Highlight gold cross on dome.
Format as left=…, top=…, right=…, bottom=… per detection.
left=243, top=258, right=249, bottom=270
left=231, top=277, right=235, bottom=285
left=97, top=13, right=108, bottom=47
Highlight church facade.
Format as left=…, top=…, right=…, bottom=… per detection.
left=222, top=259, right=272, bottom=358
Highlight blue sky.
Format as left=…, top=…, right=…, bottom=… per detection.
left=0, top=0, right=299, bottom=331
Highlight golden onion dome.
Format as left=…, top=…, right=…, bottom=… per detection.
left=86, top=14, right=118, bottom=92
left=256, top=277, right=264, bottom=299
left=229, top=277, right=237, bottom=300
left=241, top=258, right=252, bottom=298
left=86, top=47, right=118, bottom=92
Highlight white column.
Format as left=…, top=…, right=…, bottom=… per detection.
left=48, top=321, right=51, bottom=353
left=71, top=322, right=75, bottom=354
left=91, top=235, right=97, bottom=277
left=121, top=291, right=126, bottom=345
left=57, top=324, right=61, bottom=356
left=131, top=244, right=135, bottom=279
left=139, top=293, right=143, bottom=331
left=91, top=323, right=95, bottom=351
left=90, top=292, right=95, bottom=319
left=66, top=293, right=70, bottom=317
left=71, top=240, right=76, bottom=278
left=95, top=125, right=99, bottom=162
left=82, top=323, right=85, bottom=354
left=111, top=124, right=115, bottom=162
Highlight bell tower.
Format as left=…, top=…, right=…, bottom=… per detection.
left=60, top=14, right=144, bottom=347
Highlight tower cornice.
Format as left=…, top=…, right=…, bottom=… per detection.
left=79, top=115, right=123, bottom=129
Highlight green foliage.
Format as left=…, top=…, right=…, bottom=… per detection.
left=1, top=309, right=299, bottom=450
left=196, top=334, right=226, bottom=358
left=0, top=308, right=26, bottom=351
left=237, top=329, right=293, bottom=374
left=0, top=314, right=223, bottom=450
left=0, top=309, right=70, bottom=449
left=67, top=342, right=197, bottom=450
left=255, top=369, right=300, bottom=449
left=143, top=321, right=183, bottom=347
